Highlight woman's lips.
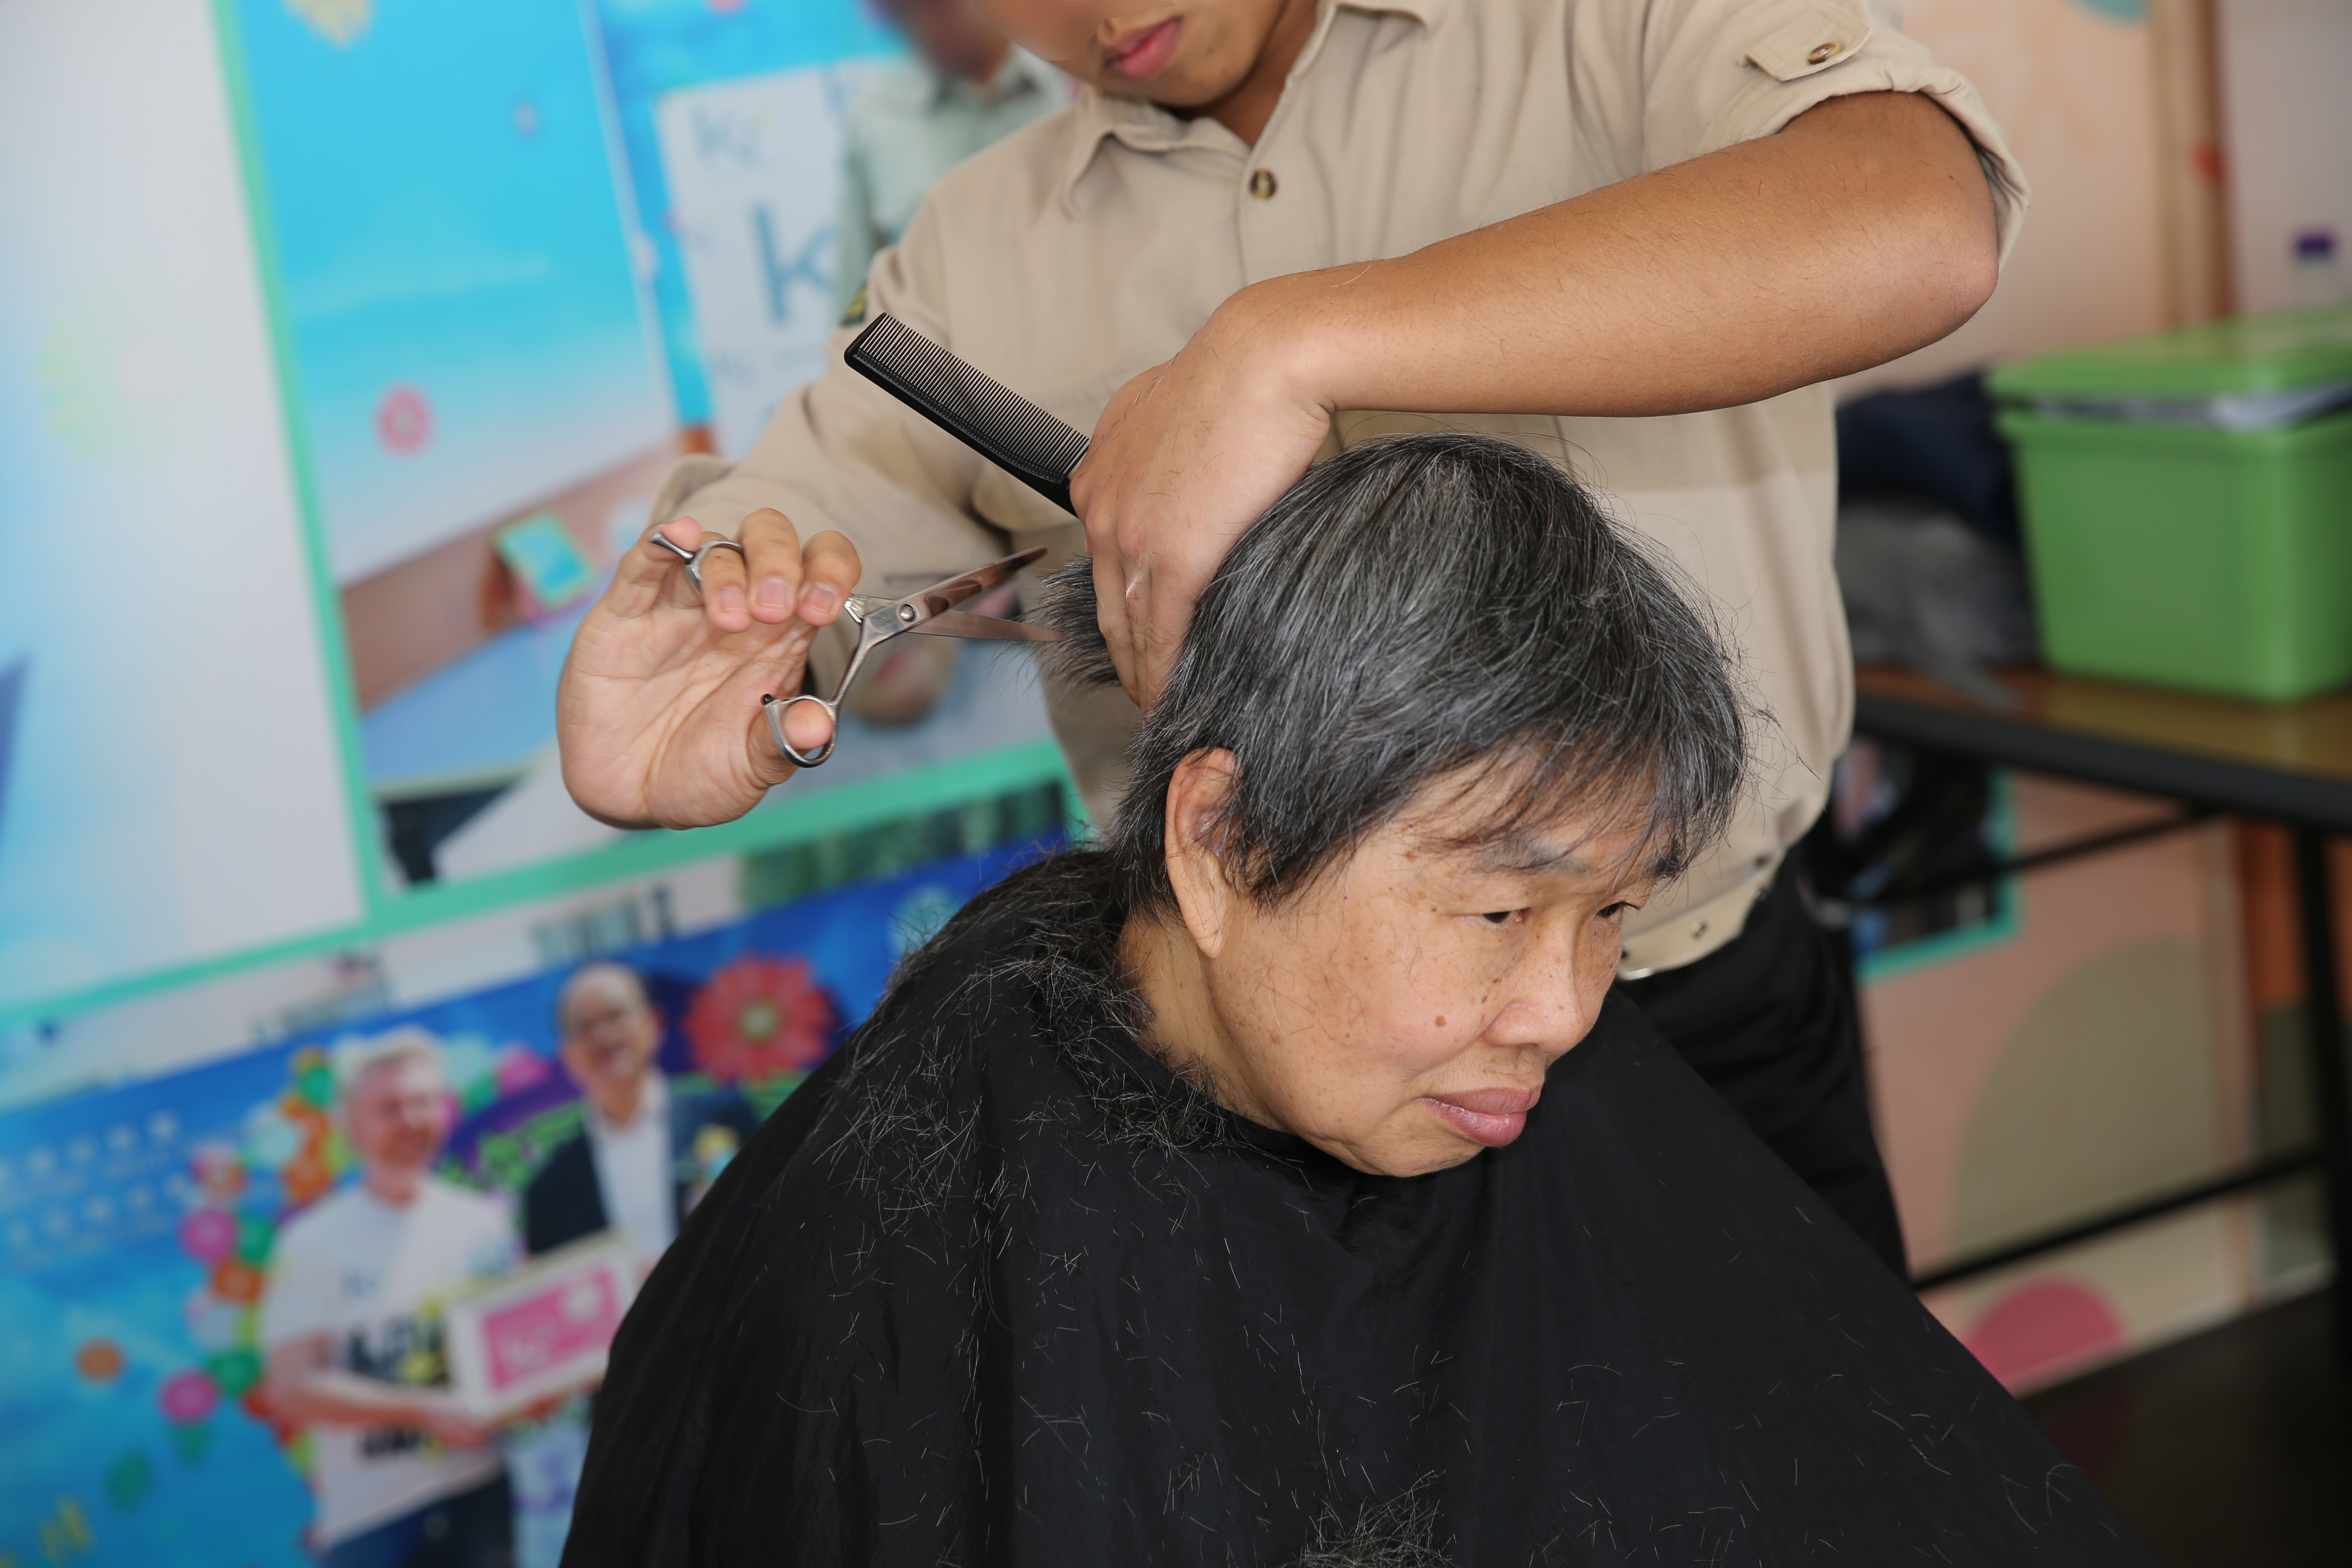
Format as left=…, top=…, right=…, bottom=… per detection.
left=1101, top=18, right=1181, bottom=83
left=1421, top=1088, right=1540, bottom=1148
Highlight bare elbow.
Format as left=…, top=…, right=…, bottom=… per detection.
left=1931, top=220, right=1999, bottom=337
left=1808, top=90, right=2001, bottom=354
left=1910, top=118, right=2001, bottom=338
left=255, top=1371, right=305, bottom=1423
left=1880, top=176, right=1999, bottom=356
left=259, top=1341, right=324, bottom=1424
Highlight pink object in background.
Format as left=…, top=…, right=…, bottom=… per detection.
left=492, top=1044, right=551, bottom=1097
left=1962, top=1278, right=2127, bottom=1390
left=480, top=1271, right=624, bottom=1393
left=190, top=1144, right=247, bottom=1203
left=159, top=1368, right=220, bottom=1424
left=179, top=1207, right=236, bottom=1264
left=374, top=384, right=433, bottom=456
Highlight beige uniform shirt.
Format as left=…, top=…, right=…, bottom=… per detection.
left=658, top=0, right=2029, bottom=972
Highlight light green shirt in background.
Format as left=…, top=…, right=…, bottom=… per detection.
left=834, top=47, right=1062, bottom=317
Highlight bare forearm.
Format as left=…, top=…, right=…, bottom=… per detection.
left=1235, top=92, right=1997, bottom=420
left=265, top=1367, right=447, bottom=1428
left=1066, top=92, right=2003, bottom=702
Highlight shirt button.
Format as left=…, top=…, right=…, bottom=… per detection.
left=1805, top=41, right=1843, bottom=64
left=1248, top=168, right=1277, bottom=200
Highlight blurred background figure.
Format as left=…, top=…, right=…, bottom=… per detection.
left=259, top=1029, right=517, bottom=1568
left=833, top=0, right=1061, bottom=320
left=522, top=963, right=759, bottom=1264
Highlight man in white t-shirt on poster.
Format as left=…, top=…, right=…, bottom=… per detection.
left=260, top=1028, right=518, bottom=1568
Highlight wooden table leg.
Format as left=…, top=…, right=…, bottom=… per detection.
left=2289, top=825, right=2352, bottom=1357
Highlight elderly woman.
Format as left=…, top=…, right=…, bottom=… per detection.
left=563, top=436, right=2148, bottom=1566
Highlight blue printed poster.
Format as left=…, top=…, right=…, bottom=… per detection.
left=0, top=839, right=1042, bottom=1567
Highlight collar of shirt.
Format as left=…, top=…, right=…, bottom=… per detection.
left=583, top=1068, right=669, bottom=1144
left=1053, top=0, right=1451, bottom=213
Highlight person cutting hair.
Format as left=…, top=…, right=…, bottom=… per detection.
left=555, top=435, right=2149, bottom=1566
left=556, top=0, right=2031, bottom=1273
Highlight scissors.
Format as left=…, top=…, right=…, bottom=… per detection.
left=651, top=533, right=1066, bottom=768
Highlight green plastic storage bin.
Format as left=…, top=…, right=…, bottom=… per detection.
left=1989, top=304, right=2352, bottom=703
left=1994, top=408, right=2352, bottom=701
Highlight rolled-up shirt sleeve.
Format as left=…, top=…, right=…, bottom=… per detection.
left=1575, top=0, right=2029, bottom=265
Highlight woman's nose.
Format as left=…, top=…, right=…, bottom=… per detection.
left=1488, top=923, right=1609, bottom=1051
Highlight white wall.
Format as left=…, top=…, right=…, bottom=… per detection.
left=1842, top=0, right=2173, bottom=395
left=2216, top=0, right=2352, bottom=314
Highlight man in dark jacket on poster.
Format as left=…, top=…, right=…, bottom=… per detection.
left=522, top=963, right=760, bottom=1263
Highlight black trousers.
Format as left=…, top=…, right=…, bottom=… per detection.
left=1616, top=870, right=1908, bottom=1275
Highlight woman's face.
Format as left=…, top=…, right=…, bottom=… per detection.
left=1144, top=757, right=1657, bottom=1177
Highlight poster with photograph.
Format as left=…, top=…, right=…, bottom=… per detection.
left=206, top=0, right=1054, bottom=899
left=0, top=822, right=1057, bottom=1568
left=217, top=0, right=679, bottom=889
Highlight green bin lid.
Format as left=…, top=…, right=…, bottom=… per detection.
left=1986, top=302, right=2352, bottom=401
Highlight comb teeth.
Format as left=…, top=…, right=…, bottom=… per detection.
left=845, top=315, right=1090, bottom=514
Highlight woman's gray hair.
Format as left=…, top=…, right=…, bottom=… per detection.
left=1038, top=432, right=1753, bottom=916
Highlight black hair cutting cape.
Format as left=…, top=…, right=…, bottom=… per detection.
left=564, top=856, right=2152, bottom=1567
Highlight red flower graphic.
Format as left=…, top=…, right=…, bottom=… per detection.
left=683, top=956, right=834, bottom=1082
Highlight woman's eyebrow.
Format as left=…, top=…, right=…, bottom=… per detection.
left=1467, top=833, right=1591, bottom=874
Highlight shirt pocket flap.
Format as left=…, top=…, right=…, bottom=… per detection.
left=1745, top=3, right=1874, bottom=83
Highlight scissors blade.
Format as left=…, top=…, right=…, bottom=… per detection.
left=900, top=546, right=1049, bottom=622
left=906, top=608, right=1067, bottom=643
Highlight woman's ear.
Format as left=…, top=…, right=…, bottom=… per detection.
left=1163, top=749, right=1240, bottom=958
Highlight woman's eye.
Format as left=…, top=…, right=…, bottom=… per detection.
left=1596, top=902, right=1632, bottom=921
left=1480, top=910, right=1520, bottom=926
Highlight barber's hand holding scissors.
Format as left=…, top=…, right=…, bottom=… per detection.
left=1071, top=296, right=1332, bottom=708
left=558, top=508, right=860, bottom=830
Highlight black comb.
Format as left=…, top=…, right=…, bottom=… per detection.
left=845, top=314, right=1090, bottom=514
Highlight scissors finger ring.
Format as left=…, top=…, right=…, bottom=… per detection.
left=648, top=530, right=747, bottom=593
left=762, top=692, right=838, bottom=768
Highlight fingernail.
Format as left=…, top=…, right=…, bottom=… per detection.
left=800, top=582, right=839, bottom=617
left=714, top=585, right=745, bottom=617
left=754, top=576, right=790, bottom=613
